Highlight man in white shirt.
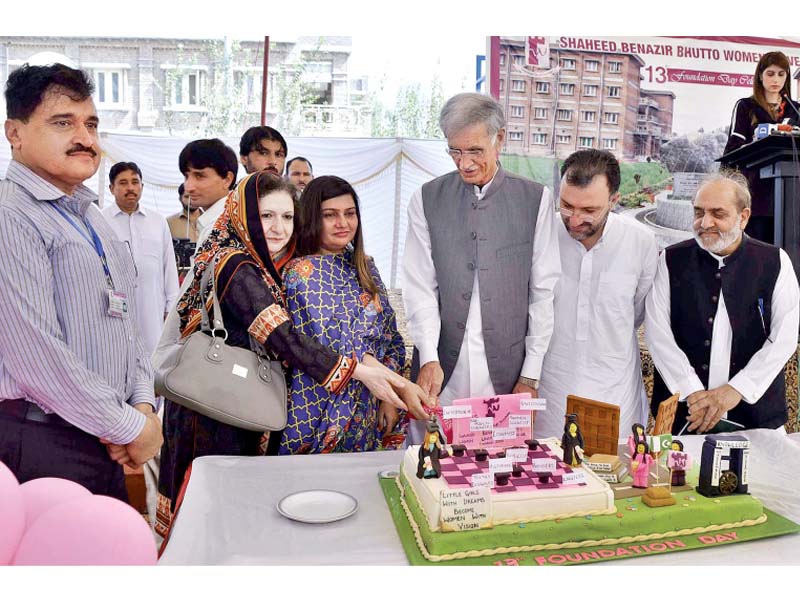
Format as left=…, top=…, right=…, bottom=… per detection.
left=286, top=156, right=314, bottom=197
left=239, top=126, right=287, bottom=176
left=102, top=162, right=180, bottom=356
left=646, top=171, right=799, bottom=434
left=402, top=92, right=560, bottom=444
left=179, top=138, right=239, bottom=244
left=536, top=150, right=658, bottom=439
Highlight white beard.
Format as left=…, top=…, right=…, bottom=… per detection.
left=693, top=220, right=742, bottom=255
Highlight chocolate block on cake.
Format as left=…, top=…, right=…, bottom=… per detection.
left=512, top=464, right=523, bottom=477
left=525, top=439, right=540, bottom=450
left=474, top=449, right=489, bottom=462
left=535, top=472, right=551, bottom=483
left=494, top=472, right=511, bottom=486
left=495, top=451, right=506, bottom=459
left=451, top=444, right=466, bottom=457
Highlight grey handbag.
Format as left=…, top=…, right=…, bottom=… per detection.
left=154, top=256, right=288, bottom=431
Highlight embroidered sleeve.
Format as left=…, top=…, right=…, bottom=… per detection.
left=321, top=353, right=358, bottom=394
left=247, top=304, right=290, bottom=344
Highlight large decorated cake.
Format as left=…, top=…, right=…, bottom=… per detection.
left=384, top=394, right=794, bottom=565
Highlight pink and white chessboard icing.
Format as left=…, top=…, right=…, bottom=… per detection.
left=401, top=438, right=615, bottom=532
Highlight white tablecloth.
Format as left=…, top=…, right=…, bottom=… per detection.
left=159, top=430, right=800, bottom=565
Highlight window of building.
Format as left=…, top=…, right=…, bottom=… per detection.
left=557, top=109, right=572, bottom=121
left=302, top=60, right=334, bottom=104
left=510, top=105, right=524, bottom=118
left=579, top=136, right=594, bottom=148
left=559, top=83, right=575, bottom=95
left=234, top=71, right=263, bottom=111
left=535, top=81, right=550, bottom=94
left=607, top=86, right=621, bottom=98
left=511, top=79, right=526, bottom=93
left=603, top=138, right=618, bottom=150
left=499, top=78, right=505, bottom=92
left=509, top=131, right=524, bottom=141
left=170, top=70, right=207, bottom=108
left=532, top=133, right=547, bottom=145
left=583, top=84, right=598, bottom=97
left=94, top=69, right=125, bottom=107
left=512, top=55, right=525, bottom=66
left=582, top=111, right=596, bottom=123
left=534, top=107, right=547, bottom=119
left=604, top=111, right=620, bottom=124
left=608, top=61, right=622, bottom=73
left=585, top=60, right=599, bottom=72
left=556, top=134, right=571, bottom=144
left=561, top=58, right=576, bottom=70
left=500, top=53, right=506, bottom=66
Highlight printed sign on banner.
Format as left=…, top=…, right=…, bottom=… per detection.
left=492, top=35, right=800, bottom=203
left=451, top=393, right=534, bottom=448
left=526, top=36, right=550, bottom=68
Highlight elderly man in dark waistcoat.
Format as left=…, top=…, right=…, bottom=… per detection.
left=646, top=171, right=799, bottom=434
left=402, top=92, right=561, bottom=444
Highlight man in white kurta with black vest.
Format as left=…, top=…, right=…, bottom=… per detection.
left=646, top=171, right=799, bottom=434
left=402, top=92, right=561, bottom=444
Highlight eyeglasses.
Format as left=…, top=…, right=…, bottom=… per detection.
left=559, top=205, right=603, bottom=225
left=446, top=147, right=486, bottom=160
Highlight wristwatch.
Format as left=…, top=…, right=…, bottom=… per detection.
left=518, top=376, right=539, bottom=391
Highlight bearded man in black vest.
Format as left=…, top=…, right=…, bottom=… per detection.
left=402, top=93, right=561, bottom=444
left=646, top=171, right=799, bottom=434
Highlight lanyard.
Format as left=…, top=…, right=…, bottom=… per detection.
left=51, top=202, right=115, bottom=288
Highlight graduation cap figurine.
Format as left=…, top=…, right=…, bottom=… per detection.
left=561, top=413, right=585, bottom=467
left=416, top=415, right=449, bottom=479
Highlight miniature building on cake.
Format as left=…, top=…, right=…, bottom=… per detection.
left=697, top=435, right=750, bottom=497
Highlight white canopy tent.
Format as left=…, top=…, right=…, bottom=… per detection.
left=0, top=133, right=455, bottom=288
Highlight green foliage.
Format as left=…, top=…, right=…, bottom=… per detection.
left=660, top=129, right=728, bottom=173
left=370, top=76, right=445, bottom=139
left=501, top=154, right=671, bottom=197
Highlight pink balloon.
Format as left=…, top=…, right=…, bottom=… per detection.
left=0, top=462, right=25, bottom=565
left=12, top=495, right=157, bottom=566
left=20, top=478, right=92, bottom=530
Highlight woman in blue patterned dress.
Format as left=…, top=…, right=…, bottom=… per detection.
left=280, top=176, right=430, bottom=454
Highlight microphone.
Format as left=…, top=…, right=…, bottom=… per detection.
left=780, top=91, right=800, bottom=123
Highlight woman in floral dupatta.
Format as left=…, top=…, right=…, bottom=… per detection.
left=156, top=172, right=413, bottom=538
left=280, top=176, right=431, bottom=455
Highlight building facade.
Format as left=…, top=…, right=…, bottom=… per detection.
left=497, top=37, right=675, bottom=161
left=0, top=36, right=371, bottom=137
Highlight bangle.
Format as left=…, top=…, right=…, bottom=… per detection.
left=518, top=376, right=539, bottom=390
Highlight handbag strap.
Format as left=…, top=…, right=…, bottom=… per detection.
left=198, top=255, right=227, bottom=338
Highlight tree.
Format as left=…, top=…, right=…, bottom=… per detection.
left=660, top=127, right=728, bottom=173
left=369, top=76, right=446, bottom=139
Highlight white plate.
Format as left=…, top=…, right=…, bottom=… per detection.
left=277, top=489, right=358, bottom=524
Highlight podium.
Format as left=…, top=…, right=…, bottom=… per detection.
left=719, top=135, right=800, bottom=284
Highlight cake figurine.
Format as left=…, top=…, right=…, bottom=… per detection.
left=667, top=440, right=692, bottom=487
left=561, top=413, right=585, bottom=467
left=630, top=440, right=654, bottom=489
left=416, top=416, right=448, bottom=479
left=627, top=422, right=647, bottom=455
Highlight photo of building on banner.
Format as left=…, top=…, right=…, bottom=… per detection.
left=487, top=36, right=800, bottom=249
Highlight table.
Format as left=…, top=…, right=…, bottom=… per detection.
left=159, top=430, right=800, bottom=565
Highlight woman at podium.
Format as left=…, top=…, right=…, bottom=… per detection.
left=722, top=51, right=799, bottom=243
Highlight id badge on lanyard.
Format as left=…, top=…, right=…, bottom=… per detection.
left=107, top=289, right=129, bottom=318
left=52, top=202, right=129, bottom=319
